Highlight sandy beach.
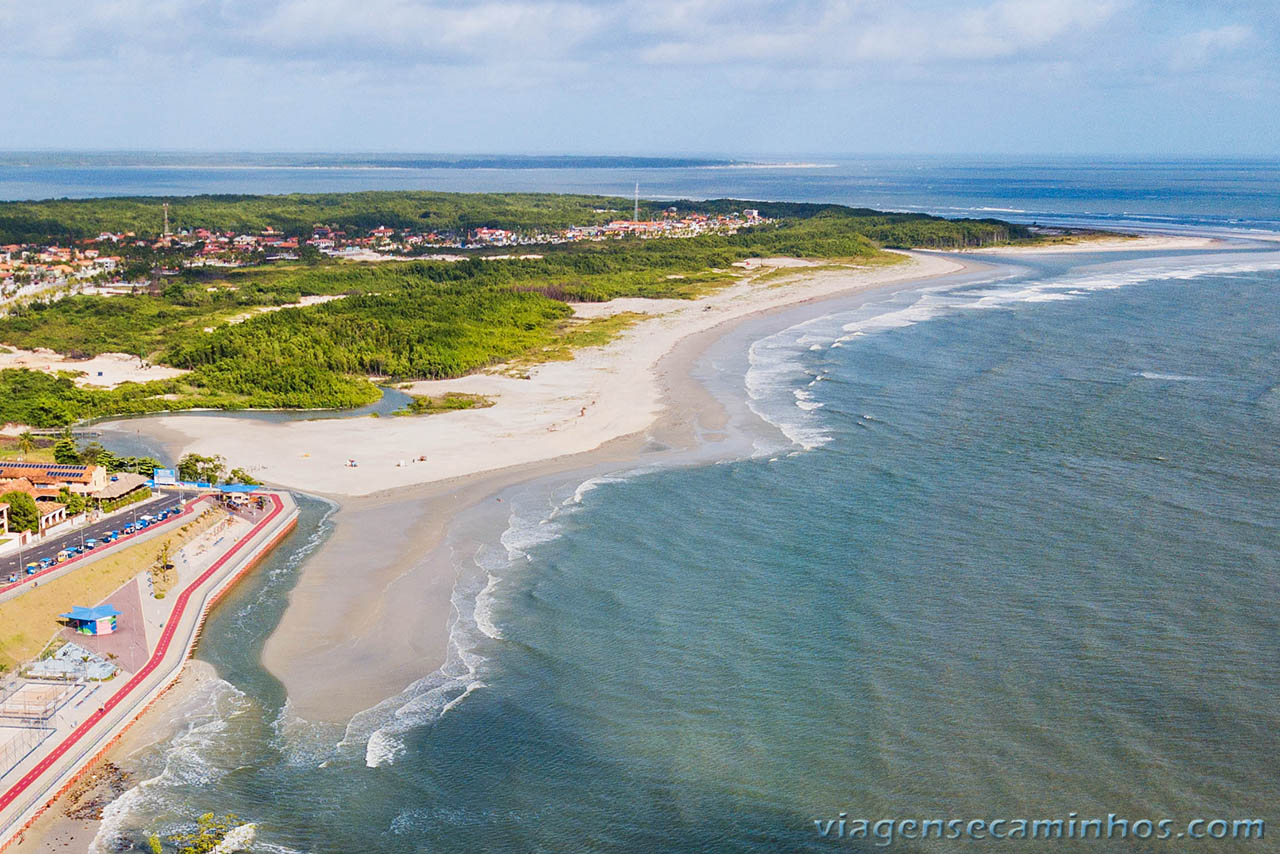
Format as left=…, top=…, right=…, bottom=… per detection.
left=109, top=253, right=963, bottom=498
left=255, top=251, right=978, bottom=720
left=961, top=234, right=1225, bottom=254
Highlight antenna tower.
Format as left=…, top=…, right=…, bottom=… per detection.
left=162, top=202, right=171, bottom=237
left=634, top=182, right=640, bottom=222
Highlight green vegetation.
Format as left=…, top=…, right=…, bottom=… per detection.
left=1, top=491, right=38, bottom=533
left=167, top=812, right=242, bottom=854
left=0, top=191, right=647, bottom=244
left=57, top=487, right=88, bottom=515
left=228, top=467, right=261, bottom=485
left=395, top=392, right=495, bottom=416
left=512, top=312, right=649, bottom=367
left=0, top=192, right=1038, bottom=426
left=100, top=485, right=152, bottom=513
left=673, top=199, right=1033, bottom=250
left=177, top=453, right=226, bottom=484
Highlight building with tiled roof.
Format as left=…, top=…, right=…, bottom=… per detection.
left=0, top=462, right=107, bottom=495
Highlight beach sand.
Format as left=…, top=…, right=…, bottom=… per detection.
left=105, top=253, right=963, bottom=498
left=257, top=252, right=981, bottom=720
left=0, top=349, right=187, bottom=393
left=961, top=234, right=1225, bottom=254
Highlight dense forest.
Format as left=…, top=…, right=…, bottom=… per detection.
left=0, top=193, right=1037, bottom=427
left=0, top=191, right=1032, bottom=246
left=0, top=191, right=648, bottom=244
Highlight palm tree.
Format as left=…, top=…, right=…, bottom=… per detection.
left=17, top=431, right=35, bottom=461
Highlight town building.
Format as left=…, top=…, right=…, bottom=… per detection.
left=0, top=463, right=107, bottom=495
left=94, top=472, right=150, bottom=505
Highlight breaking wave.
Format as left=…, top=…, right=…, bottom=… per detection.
left=349, top=468, right=648, bottom=768
left=743, top=252, right=1280, bottom=452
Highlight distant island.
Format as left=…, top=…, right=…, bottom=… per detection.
left=0, top=190, right=1044, bottom=428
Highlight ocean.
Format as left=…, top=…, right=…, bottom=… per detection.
left=3, top=152, right=1279, bottom=238
left=54, top=158, right=1279, bottom=852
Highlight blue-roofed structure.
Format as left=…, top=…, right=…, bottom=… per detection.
left=59, top=604, right=121, bottom=635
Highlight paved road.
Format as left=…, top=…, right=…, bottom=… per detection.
left=0, top=489, right=196, bottom=577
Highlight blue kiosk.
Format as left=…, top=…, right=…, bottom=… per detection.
left=60, top=605, right=121, bottom=635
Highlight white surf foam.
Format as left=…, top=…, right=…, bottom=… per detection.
left=741, top=252, right=1280, bottom=454
left=270, top=698, right=345, bottom=768
left=1138, top=371, right=1208, bottom=381
left=91, top=678, right=252, bottom=853
left=350, top=469, right=643, bottom=768
left=474, top=573, right=504, bottom=640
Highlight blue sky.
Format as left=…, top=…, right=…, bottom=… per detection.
left=1, top=0, right=1276, bottom=155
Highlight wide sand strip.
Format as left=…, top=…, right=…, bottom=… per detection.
left=105, top=252, right=963, bottom=498
left=246, top=252, right=988, bottom=720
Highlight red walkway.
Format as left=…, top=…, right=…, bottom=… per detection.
left=0, top=494, right=284, bottom=817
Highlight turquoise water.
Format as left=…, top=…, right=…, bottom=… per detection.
left=89, top=246, right=1280, bottom=852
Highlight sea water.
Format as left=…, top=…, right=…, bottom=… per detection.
left=84, top=244, right=1280, bottom=853
left=3, top=153, right=1279, bottom=238
left=54, top=159, right=1277, bottom=852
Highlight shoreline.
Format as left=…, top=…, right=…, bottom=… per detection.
left=259, top=251, right=985, bottom=721
left=92, top=232, right=1224, bottom=726
left=39, top=232, right=1236, bottom=848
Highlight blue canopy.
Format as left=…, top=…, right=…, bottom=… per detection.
left=60, top=605, right=122, bottom=621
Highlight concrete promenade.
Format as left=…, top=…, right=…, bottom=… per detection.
left=0, top=491, right=298, bottom=849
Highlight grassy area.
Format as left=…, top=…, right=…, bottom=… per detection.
left=751, top=253, right=909, bottom=286
left=0, top=444, right=55, bottom=463
left=500, top=311, right=651, bottom=376
left=394, top=392, right=495, bottom=416
left=0, top=505, right=225, bottom=673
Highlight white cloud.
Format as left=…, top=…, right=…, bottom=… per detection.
left=1170, top=24, right=1253, bottom=70
left=629, top=0, right=1126, bottom=67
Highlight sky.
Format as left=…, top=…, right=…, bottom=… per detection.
left=0, top=0, right=1276, bottom=156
